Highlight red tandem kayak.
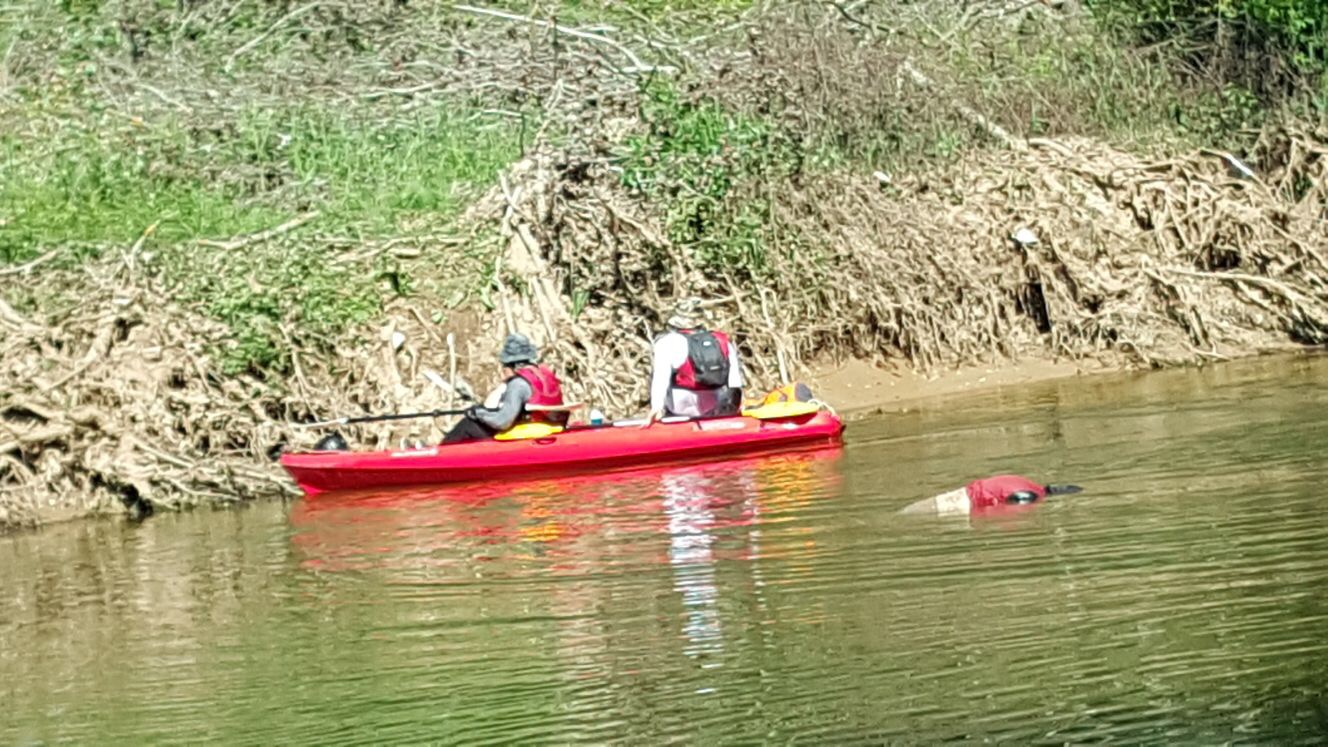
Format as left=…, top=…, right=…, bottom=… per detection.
left=280, top=410, right=845, bottom=496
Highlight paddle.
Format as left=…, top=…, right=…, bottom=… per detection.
left=294, top=403, right=585, bottom=430
left=294, top=408, right=469, bottom=429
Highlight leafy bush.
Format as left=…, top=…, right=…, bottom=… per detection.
left=161, top=244, right=383, bottom=377
left=1089, top=0, right=1327, bottom=96
left=620, top=84, right=802, bottom=275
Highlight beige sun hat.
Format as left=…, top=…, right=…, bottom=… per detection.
left=666, top=297, right=704, bottom=329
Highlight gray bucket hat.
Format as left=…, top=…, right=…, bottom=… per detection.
left=666, top=297, right=704, bottom=330
left=498, top=333, right=539, bottom=365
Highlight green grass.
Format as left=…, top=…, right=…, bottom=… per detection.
left=0, top=96, right=523, bottom=375
left=0, top=0, right=529, bottom=378
left=0, top=124, right=287, bottom=260
left=159, top=241, right=384, bottom=377
left=0, top=103, right=523, bottom=263
left=940, top=25, right=1268, bottom=148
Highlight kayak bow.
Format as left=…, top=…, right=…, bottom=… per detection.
left=280, top=410, right=845, bottom=496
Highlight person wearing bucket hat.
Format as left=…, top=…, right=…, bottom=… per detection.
left=646, top=297, right=744, bottom=424
left=442, top=332, right=567, bottom=443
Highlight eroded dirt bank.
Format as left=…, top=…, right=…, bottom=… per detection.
left=4, top=3, right=1328, bottom=530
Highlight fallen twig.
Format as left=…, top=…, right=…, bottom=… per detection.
left=0, top=249, right=60, bottom=278
left=226, top=2, right=323, bottom=70
left=0, top=297, right=39, bottom=331
left=453, top=3, right=675, bottom=75
left=196, top=212, right=320, bottom=251
left=899, top=58, right=1019, bottom=149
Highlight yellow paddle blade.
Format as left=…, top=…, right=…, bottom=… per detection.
left=742, top=400, right=822, bottom=420
left=494, top=422, right=565, bottom=441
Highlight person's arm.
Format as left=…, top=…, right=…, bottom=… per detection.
left=727, top=340, right=744, bottom=388
left=472, top=377, right=532, bottom=431
left=649, top=336, right=677, bottom=414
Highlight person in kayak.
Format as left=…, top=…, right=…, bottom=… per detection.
left=898, top=474, right=1083, bottom=515
left=443, top=333, right=566, bottom=443
left=647, top=298, right=745, bottom=423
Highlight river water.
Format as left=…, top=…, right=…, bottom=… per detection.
left=3, top=356, right=1327, bottom=743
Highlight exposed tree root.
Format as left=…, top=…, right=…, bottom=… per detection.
left=3, top=3, right=1327, bottom=530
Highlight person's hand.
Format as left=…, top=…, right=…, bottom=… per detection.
left=641, top=407, right=663, bottom=428
left=465, top=405, right=483, bottom=420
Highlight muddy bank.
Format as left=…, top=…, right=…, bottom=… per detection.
left=808, top=358, right=1111, bottom=417
left=6, top=123, right=1328, bottom=530
left=5, top=4, right=1328, bottom=531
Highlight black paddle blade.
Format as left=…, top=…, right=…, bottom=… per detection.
left=1045, top=484, right=1084, bottom=496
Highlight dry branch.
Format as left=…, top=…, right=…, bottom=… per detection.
left=225, top=2, right=323, bottom=71
left=195, top=212, right=320, bottom=251
left=453, top=3, right=676, bottom=75
left=0, top=249, right=60, bottom=277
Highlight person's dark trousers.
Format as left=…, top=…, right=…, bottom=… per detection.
left=710, top=387, right=742, bottom=417
left=443, top=416, right=497, bottom=444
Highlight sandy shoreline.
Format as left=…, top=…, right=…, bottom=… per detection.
left=804, top=356, right=1122, bottom=418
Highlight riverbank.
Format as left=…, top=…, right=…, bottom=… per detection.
left=809, top=358, right=1110, bottom=418
left=3, top=2, right=1327, bottom=530
left=0, top=351, right=1125, bottom=531
left=5, top=348, right=1323, bottom=533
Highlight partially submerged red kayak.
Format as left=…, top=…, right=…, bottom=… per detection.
left=280, top=411, right=845, bottom=496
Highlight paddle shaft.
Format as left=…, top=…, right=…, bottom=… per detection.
left=296, top=403, right=583, bottom=429
left=298, top=408, right=469, bottom=429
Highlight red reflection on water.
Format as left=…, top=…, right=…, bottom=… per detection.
left=287, top=449, right=844, bottom=669
left=287, top=448, right=843, bottom=575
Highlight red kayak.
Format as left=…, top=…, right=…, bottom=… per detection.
left=280, top=411, right=845, bottom=496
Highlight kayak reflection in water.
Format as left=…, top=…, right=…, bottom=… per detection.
left=662, top=469, right=728, bottom=660
left=899, top=474, right=1084, bottom=516
left=443, top=333, right=568, bottom=444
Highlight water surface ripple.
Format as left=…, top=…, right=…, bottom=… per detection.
left=3, top=356, right=1327, bottom=743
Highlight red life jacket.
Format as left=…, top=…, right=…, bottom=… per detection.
left=672, top=329, right=732, bottom=391
left=511, top=364, right=564, bottom=424
left=965, top=475, right=1046, bottom=510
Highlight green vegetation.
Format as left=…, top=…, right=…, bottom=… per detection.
left=609, top=3, right=1285, bottom=284
left=1089, top=0, right=1328, bottom=112
left=2, top=0, right=1322, bottom=377
left=621, top=85, right=799, bottom=275
left=0, top=98, right=521, bottom=375
left=0, top=0, right=526, bottom=375
left=1090, top=1, right=1327, bottom=77
left=0, top=105, right=521, bottom=260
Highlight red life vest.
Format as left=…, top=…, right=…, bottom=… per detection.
left=965, top=475, right=1046, bottom=510
left=672, top=329, right=732, bottom=390
left=511, top=364, right=564, bottom=424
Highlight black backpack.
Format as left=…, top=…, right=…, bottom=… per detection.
left=686, top=331, right=730, bottom=389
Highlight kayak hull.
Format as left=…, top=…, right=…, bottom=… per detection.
left=280, top=411, right=845, bottom=496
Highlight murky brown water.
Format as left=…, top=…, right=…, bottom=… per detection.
left=3, top=356, right=1327, bottom=743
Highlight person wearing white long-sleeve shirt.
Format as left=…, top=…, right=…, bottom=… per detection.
left=647, top=300, right=744, bottom=423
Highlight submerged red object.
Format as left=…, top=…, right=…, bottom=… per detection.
left=280, top=411, right=846, bottom=496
